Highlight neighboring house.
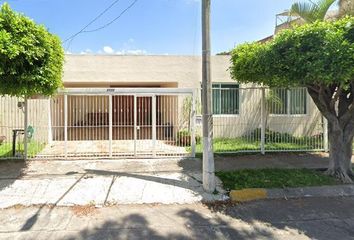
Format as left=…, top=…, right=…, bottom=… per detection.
left=60, top=55, right=321, bottom=137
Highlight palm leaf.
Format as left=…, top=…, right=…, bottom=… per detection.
left=290, top=0, right=336, bottom=23
left=316, top=0, right=337, bottom=19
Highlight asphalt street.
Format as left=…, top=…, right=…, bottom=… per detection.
left=1, top=196, right=354, bottom=240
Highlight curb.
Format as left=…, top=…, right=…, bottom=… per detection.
left=230, top=184, right=354, bottom=202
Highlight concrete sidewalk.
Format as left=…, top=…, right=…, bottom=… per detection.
left=0, top=152, right=346, bottom=208
left=0, top=170, right=226, bottom=208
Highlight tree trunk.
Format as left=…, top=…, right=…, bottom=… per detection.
left=326, top=121, right=353, bottom=183
left=307, top=86, right=354, bottom=183
left=338, top=0, right=354, bottom=18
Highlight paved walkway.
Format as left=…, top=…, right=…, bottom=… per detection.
left=0, top=152, right=340, bottom=179
left=0, top=152, right=348, bottom=208
left=0, top=159, right=226, bottom=209
left=1, top=197, right=354, bottom=239
left=39, top=140, right=187, bottom=158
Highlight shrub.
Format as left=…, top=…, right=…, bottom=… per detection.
left=0, top=3, right=64, bottom=97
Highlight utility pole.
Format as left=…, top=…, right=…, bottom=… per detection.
left=202, top=0, right=215, bottom=193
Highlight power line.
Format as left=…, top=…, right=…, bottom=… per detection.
left=82, top=0, right=138, bottom=33
left=63, top=0, right=122, bottom=44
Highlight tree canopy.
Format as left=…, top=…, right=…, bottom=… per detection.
left=230, top=17, right=354, bottom=89
left=230, top=17, right=354, bottom=182
left=0, top=3, right=64, bottom=97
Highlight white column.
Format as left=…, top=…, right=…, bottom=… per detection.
left=152, top=95, right=157, bottom=157
left=202, top=0, right=215, bottom=193
left=47, top=98, right=53, bottom=145
left=191, top=92, right=196, bottom=158
left=24, top=98, right=28, bottom=160
left=134, top=95, right=137, bottom=157
left=323, top=116, right=329, bottom=152
left=64, top=94, right=68, bottom=159
left=109, top=95, right=113, bottom=158
left=261, top=87, right=266, bottom=155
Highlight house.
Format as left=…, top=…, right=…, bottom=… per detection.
left=0, top=54, right=324, bottom=159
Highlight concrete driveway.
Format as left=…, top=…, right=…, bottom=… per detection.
left=0, top=159, right=226, bottom=208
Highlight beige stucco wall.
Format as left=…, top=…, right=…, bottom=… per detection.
left=0, top=97, right=49, bottom=152
left=63, top=55, right=233, bottom=88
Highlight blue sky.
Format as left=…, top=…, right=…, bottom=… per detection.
left=2, top=0, right=314, bottom=55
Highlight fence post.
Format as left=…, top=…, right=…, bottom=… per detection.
left=152, top=95, right=157, bottom=157
left=260, top=87, right=266, bottom=155
left=47, top=98, right=53, bottom=145
left=24, top=98, right=28, bottom=160
left=323, top=116, right=329, bottom=152
left=64, top=94, right=68, bottom=159
left=191, top=91, right=196, bottom=158
left=109, top=95, right=113, bottom=158
left=133, top=95, right=137, bottom=157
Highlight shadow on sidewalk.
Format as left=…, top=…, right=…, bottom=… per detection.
left=20, top=173, right=87, bottom=231
left=63, top=209, right=277, bottom=240
left=0, top=160, right=27, bottom=191
left=84, top=169, right=201, bottom=192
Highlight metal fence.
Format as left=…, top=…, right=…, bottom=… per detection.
left=0, top=87, right=328, bottom=160
left=0, top=88, right=196, bottom=160
left=195, top=86, right=327, bottom=154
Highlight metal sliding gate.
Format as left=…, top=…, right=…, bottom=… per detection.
left=0, top=86, right=328, bottom=161
left=37, top=88, right=196, bottom=159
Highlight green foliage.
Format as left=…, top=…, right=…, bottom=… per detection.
left=230, top=17, right=354, bottom=89
left=247, top=128, right=293, bottom=142
left=0, top=3, right=64, bottom=97
left=216, top=51, right=231, bottom=55
left=216, top=169, right=339, bottom=191
left=176, top=129, right=191, bottom=146
left=177, top=129, right=190, bottom=137
left=192, top=134, right=324, bottom=155
left=0, top=141, right=45, bottom=158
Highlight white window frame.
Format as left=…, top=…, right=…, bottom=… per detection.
left=211, top=83, right=240, bottom=116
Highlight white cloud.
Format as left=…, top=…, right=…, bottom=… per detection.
left=76, top=49, right=93, bottom=55
left=115, top=49, right=147, bottom=55
left=103, top=46, right=114, bottom=54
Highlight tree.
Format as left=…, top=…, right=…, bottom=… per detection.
left=290, top=0, right=353, bottom=23
left=0, top=3, right=64, bottom=97
left=230, top=17, right=354, bottom=182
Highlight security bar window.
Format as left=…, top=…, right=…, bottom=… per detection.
left=212, top=83, right=240, bottom=115
left=269, top=88, right=307, bottom=115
